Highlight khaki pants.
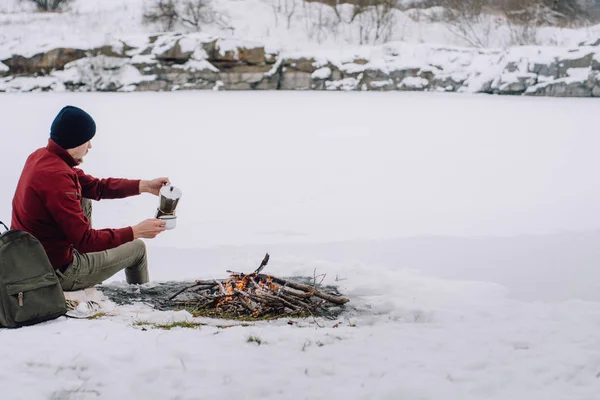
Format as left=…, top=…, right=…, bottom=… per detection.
left=57, top=198, right=149, bottom=291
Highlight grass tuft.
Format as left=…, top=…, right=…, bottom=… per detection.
left=133, top=320, right=204, bottom=330
left=247, top=335, right=262, bottom=345
left=180, top=306, right=311, bottom=321
left=87, top=312, right=107, bottom=319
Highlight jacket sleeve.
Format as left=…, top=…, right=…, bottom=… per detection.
left=43, top=171, right=134, bottom=253
left=75, top=169, right=141, bottom=200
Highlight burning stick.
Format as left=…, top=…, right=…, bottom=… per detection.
left=253, top=253, right=270, bottom=274
left=169, top=253, right=349, bottom=320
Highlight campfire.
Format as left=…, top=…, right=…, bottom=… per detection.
left=169, top=254, right=349, bottom=320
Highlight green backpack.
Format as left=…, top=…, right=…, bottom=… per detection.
left=0, top=221, right=67, bottom=328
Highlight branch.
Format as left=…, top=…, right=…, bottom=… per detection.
left=254, top=253, right=270, bottom=274
left=267, top=276, right=349, bottom=305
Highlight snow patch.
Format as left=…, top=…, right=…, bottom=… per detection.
left=311, top=67, right=331, bottom=80
left=130, top=54, right=158, bottom=65
left=0, top=76, right=60, bottom=92
left=326, top=77, right=359, bottom=91
left=341, top=63, right=367, bottom=74
left=399, top=76, right=429, bottom=89
left=183, top=59, right=219, bottom=72
left=370, top=80, right=393, bottom=88
left=566, top=67, right=592, bottom=79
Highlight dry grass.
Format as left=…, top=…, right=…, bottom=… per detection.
left=134, top=320, right=205, bottom=330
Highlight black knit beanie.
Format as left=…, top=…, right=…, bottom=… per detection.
left=50, top=106, right=96, bottom=149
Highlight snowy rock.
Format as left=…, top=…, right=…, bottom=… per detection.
left=237, top=47, right=266, bottom=65
left=281, top=58, right=319, bottom=82
left=281, top=59, right=323, bottom=88
left=388, top=67, right=421, bottom=84
left=0, top=61, right=8, bottom=76
left=2, top=32, right=600, bottom=97
left=201, top=39, right=218, bottom=59
left=151, top=70, right=189, bottom=87
left=219, top=64, right=272, bottom=90
left=325, top=77, right=360, bottom=91
left=368, top=79, right=395, bottom=91
left=182, top=59, right=219, bottom=73
left=340, top=62, right=368, bottom=77
left=284, top=58, right=317, bottom=73
left=176, top=80, right=216, bottom=91
left=136, top=80, right=170, bottom=91
left=155, top=40, right=194, bottom=63
left=557, top=52, right=595, bottom=78
left=592, top=54, right=600, bottom=71
left=579, top=38, right=600, bottom=46
left=254, top=74, right=280, bottom=90
left=0, top=76, right=61, bottom=92
left=211, top=39, right=266, bottom=65
left=431, top=75, right=466, bottom=92
left=3, top=48, right=86, bottom=74
left=418, top=67, right=439, bottom=82
left=357, top=68, right=394, bottom=91
left=492, top=72, right=538, bottom=95
left=398, top=76, right=429, bottom=91
left=310, top=67, right=333, bottom=90
left=281, top=72, right=311, bottom=90
left=504, top=61, right=520, bottom=73
left=525, top=79, right=592, bottom=97
left=360, top=68, right=391, bottom=87
left=529, top=61, right=559, bottom=78
left=265, top=51, right=278, bottom=64
left=54, top=56, right=154, bottom=92
left=311, top=67, right=331, bottom=80
left=91, top=45, right=128, bottom=59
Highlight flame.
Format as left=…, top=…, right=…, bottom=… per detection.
left=263, top=275, right=278, bottom=291
left=236, top=276, right=247, bottom=291
left=217, top=273, right=278, bottom=308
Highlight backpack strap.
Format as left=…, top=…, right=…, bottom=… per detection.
left=0, top=221, right=8, bottom=233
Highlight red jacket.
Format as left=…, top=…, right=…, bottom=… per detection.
left=11, top=139, right=140, bottom=270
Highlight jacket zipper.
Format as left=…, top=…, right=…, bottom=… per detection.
left=18, top=292, right=23, bottom=307
left=65, top=191, right=81, bottom=199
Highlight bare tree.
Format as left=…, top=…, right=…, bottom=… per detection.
left=303, top=1, right=341, bottom=43
left=351, top=3, right=396, bottom=44
left=285, top=0, right=298, bottom=29
left=25, top=0, right=72, bottom=12
left=498, top=0, right=543, bottom=45
left=270, top=0, right=299, bottom=29
left=143, top=0, right=232, bottom=32
left=143, top=0, right=179, bottom=31
left=439, top=0, right=491, bottom=47
left=180, top=0, right=231, bottom=30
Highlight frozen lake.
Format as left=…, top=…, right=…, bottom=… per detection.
left=1, top=91, right=600, bottom=301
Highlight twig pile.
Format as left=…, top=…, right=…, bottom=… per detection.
left=169, top=253, right=349, bottom=319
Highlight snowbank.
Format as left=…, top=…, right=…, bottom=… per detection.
left=2, top=33, right=600, bottom=96
left=3, top=0, right=600, bottom=96
left=0, top=33, right=600, bottom=97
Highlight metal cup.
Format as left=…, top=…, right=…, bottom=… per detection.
left=158, top=215, right=177, bottom=230
left=158, top=185, right=182, bottom=215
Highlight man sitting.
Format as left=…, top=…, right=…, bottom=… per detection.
left=11, top=105, right=168, bottom=291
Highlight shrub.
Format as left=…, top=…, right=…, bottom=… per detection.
left=26, top=0, right=72, bottom=12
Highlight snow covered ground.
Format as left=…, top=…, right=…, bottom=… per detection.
left=1, top=0, right=600, bottom=61
left=2, top=92, right=600, bottom=399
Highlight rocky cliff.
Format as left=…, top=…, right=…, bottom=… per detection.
left=2, top=33, right=600, bottom=97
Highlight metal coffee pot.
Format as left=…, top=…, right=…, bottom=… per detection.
left=155, top=184, right=182, bottom=230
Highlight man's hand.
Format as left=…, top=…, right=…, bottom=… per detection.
left=140, top=177, right=170, bottom=196
left=132, top=218, right=166, bottom=239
